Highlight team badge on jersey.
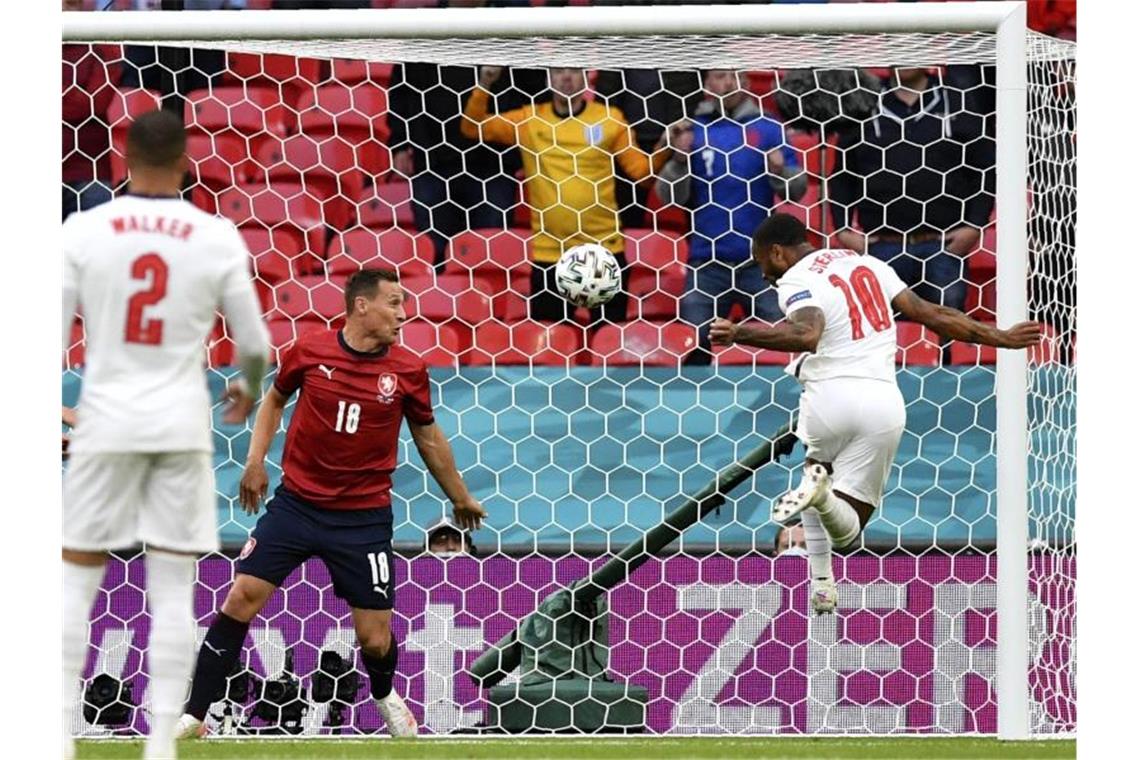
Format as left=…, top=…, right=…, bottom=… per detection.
left=239, top=537, right=257, bottom=560
left=585, top=123, right=604, bottom=146
left=377, top=372, right=398, bottom=403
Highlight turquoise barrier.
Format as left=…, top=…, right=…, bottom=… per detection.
left=61, top=365, right=1073, bottom=552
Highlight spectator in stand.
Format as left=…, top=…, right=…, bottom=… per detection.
left=425, top=518, right=476, bottom=557
left=773, top=524, right=808, bottom=558
left=595, top=68, right=704, bottom=229
left=461, top=66, right=671, bottom=325
left=62, top=9, right=121, bottom=221
left=828, top=66, right=995, bottom=312
left=387, top=63, right=549, bottom=265
left=656, top=69, right=806, bottom=364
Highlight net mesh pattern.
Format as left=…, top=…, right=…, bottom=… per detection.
left=61, top=26, right=1075, bottom=737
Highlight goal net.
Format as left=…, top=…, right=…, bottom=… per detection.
left=62, top=4, right=1075, bottom=738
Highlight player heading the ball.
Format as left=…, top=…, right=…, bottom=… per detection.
left=710, top=213, right=1040, bottom=614
left=62, top=109, right=271, bottom=760
left=176, top=268, right=487, bottom=740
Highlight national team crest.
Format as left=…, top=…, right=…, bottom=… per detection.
left=238, top=537, right=257, bottom=560
left=377, top=372, right=398, bottom=403
left=585, top=123, right=604, bottom=146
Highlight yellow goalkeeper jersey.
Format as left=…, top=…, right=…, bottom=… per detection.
left=461, top=88, right=666, bottom=263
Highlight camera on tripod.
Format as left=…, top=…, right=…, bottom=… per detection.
left=310, top=650, right=362, bottom=731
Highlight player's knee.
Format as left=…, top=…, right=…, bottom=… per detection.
left=220, top=576, right=272, bottom=622
left=356, top=620, right=392, bottom=658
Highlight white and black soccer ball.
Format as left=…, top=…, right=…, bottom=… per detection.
left=554, top=243, right=622, bottom=309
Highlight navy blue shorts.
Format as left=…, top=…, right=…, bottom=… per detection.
left=235, top=487, right=395, bottom=610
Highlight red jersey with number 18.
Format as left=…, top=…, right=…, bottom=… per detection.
left=273, top=329, right=435, bottom=510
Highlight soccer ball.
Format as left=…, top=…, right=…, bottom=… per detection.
left=554, top=243, right=622, bottom=309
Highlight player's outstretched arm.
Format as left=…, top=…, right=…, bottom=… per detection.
left=239, top=386, right=288, bottom=515
left=408, top=421, right=486, bottom=531
left=892, top=288, right=1042, bottom=349
left=710, top=307, right=825, bottom=353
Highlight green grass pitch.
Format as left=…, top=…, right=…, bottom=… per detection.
left=76, top=737, right=1075, bottom=760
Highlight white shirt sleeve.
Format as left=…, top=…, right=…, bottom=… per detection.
left=776, top=270, right=824, bottom=317
left=217, top=223, right=270, bottom=361
left=62, top=216, right=81, bottom=353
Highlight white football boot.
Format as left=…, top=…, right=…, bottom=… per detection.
left=376, top=691, right=418, bottom=737
left=773, top=463, right=831, bottom=524
left=810, top=578, right=839, bottom=615
left=174, top=713, right=205, bottom=740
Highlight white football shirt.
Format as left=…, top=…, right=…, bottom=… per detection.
left=63, top=195, right=269, bottom=453
left=776, top=248, right=909, bottom=384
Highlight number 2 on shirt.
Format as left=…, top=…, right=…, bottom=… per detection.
left=124, top=252, right=168, bottom=345
left=829, top=265, right=892, bottom=341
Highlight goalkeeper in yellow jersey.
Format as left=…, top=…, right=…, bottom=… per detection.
left=461, top=66, right=672, bottom=324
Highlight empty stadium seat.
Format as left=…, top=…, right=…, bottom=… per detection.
left=445, top=229, right=533, bottom=319
left=626, top=264, right=686, bottom=320
left=467, top=321, right=585, bottom=366
left=624, top=229, right=688, bottom=268
left=402, top=275, right=494, bottom=326
left=107, top=88, right=161, bottom=184
left=297, top=83, right=390, bottom=175
left=774, top=183, right=828, bottom=248
left=217, top=183, right=327, bottom=263
left=645, top=184, right=688, bottom=234
left=399, top=321, right=464, bottom=367
left=266, top=318, right=328, bottom=362
left=225, top=53, right=323, bottom=106
left=896, top=321, right=942, bottom=367
left=330, top=59, right=393, bottom=88
left=241, top=228, right=303, bottom=286
left=590, top=322, right=697, bottom=367
left=185, top=87, right=288, bottom=144
left=950, top=341, right=997, bottom=366
left=268, top=275, right=347, bottom=322
left=325, top=228, right=434, bottom=280
left=714, top=344, right=793, bottom=366
left=186, top=133, right=252, bottom=196
left=66, top=319, right=85, bottom=370
left=356, top=181, right=415, bottom=230
left=257, top=135, right=366, bottom=229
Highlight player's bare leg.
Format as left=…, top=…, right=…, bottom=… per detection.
left=143, top=546, right=199, bottom=760
left=353, top=608, right=418, bottom=737
left=177, top=574, right=277, bottom=739
left=62, top=549, right=108, bottom=760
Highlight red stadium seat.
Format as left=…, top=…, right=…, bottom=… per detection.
left=445, top=229, right=533, bottom=319
left=267, top=318, right=327, bottom=363
left=256, top=135, right=366, bottom=229
left=330, top=59, right=393, bottom=88
left=241, top=228, right=303, bottom=286
left=297, top=83, right=390, bottom=175
left=268, top=275, right=347, bottom=322
left=624, top=229, right=687, bottom=267
left=626, top=264, right=685, bottom=320
left=786, top=129, right=839, bottom=182
left=399, top=321, right=464, bottom=367
left=217, top=183, right=327, bottom=263
left=950, top=341, right=997, bottom=366
left=402, top=275, right=494, bottom=327
left=107, top=88, right=161, bottom=184
left=185, top=87, right=287, bottom=142
left=895, top=321, right=942, bottom=367
left=225, top=53, right=323, bottom=106
left=325, top=228, right=434, bottom=280
left=356, top=181, right=415, bottom=230
left=774, top=183, right=828, bottom=248
left=714, top=344, right=792, bottom=366
left=949, top=323, right=1060, bottom=366
left=467, top=321, right=586, bottom=366
left=185, top=134, right=252, bottom=196
left=645, top=185, right=688, bottom=233
left=65, top=318, right=86, bottom=370
left=590, top=322, right=697, bottom=367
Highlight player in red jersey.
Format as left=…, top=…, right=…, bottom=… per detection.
left=176, top=269, right=485, bottom=738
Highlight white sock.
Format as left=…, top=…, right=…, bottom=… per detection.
left=63, top=561, right=106, bottom=758
left=144, top=551, right=197, bottom=760
left=815, top=490, right=862, bottom=549
left=800, top=508, right=833, bottom=582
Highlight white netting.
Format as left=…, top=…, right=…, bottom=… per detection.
left=62, top=20, right=1075, bottom=739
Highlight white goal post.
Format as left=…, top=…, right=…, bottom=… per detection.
left=63, top=1, right=1071, bottom=741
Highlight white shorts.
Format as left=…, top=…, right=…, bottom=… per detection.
left=795, top=377, right=906, bottom=507
left=63, top=451, right=220, bottom=554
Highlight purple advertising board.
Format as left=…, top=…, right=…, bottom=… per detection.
left=76, top=554, right=1074, bottom=736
